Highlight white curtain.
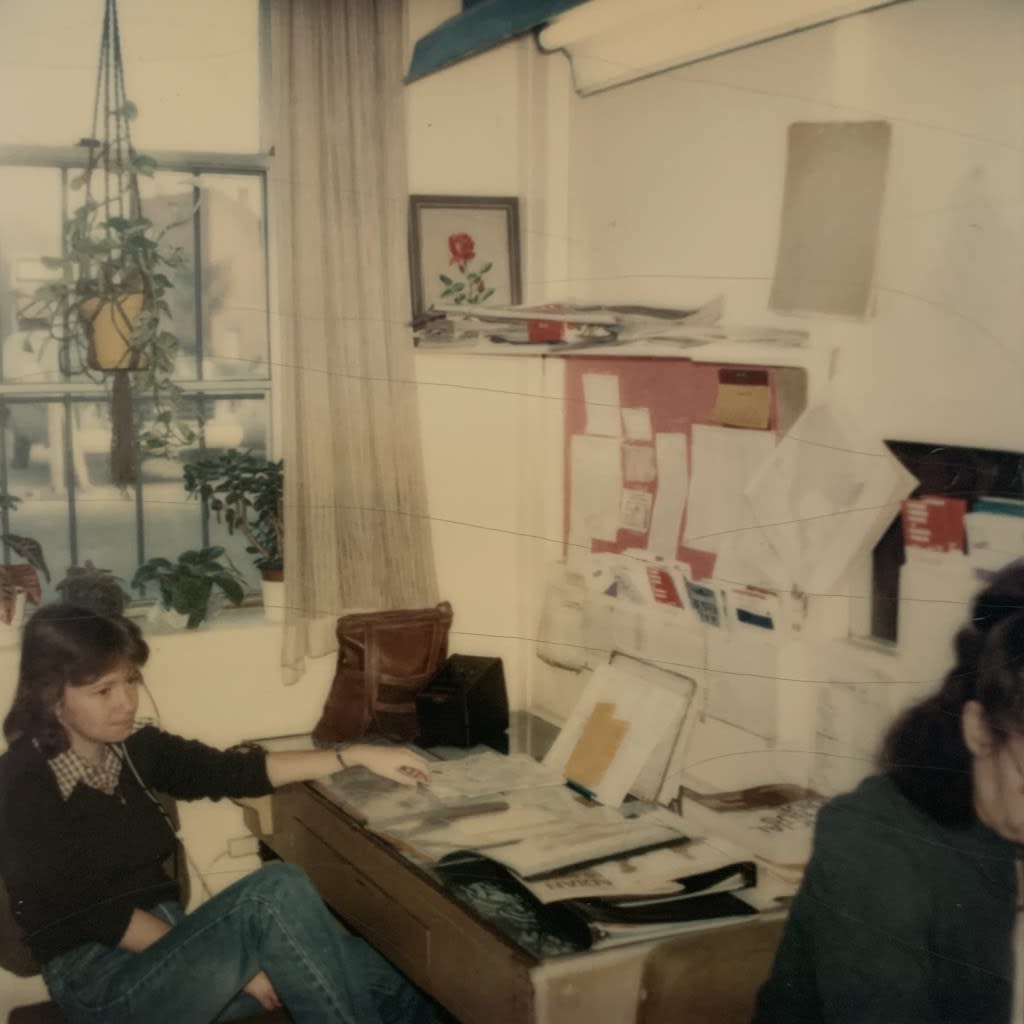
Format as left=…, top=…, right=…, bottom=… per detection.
left=268, top=0, right=439, bottom=683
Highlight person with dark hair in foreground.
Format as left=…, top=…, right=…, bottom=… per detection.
left=0, top=603, right=435, bottom=1024
left=754, top=560, right=1024, bottom=1024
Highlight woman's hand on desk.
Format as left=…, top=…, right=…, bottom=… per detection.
left=264, top=745, right=431, bottom=787
left=345, top=744, right=432, bottom=786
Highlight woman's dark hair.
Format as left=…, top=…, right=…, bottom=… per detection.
left=880, top=560, right=1024, bottom=826
left=3, top=603, right=149, bottom=756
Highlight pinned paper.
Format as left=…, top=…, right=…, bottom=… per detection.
left=729, top=585, right=782, bottom=632
left=622, top=406, right=654, bottom=442
left=684, top=579, right=727, bottom=628
left=648, top=433, right=688, bottom=559
left=710, top=368, right=771, bottom=430
left=568, top=434, right=622, bottom=556
left=583, top=373, right=621, bottom=436
left=623, top=443, right=657, bottom=484
left=901, top=496, right=966, bottom=554
left=646, top=565, right=685, bottom=609
left=620, top=488, right=653, bottom=532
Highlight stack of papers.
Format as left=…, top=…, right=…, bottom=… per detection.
left=363, top=780, right=689, bottom=879
left=413, top=295, right=806, bottom=352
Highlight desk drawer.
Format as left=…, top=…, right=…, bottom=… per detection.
left=296, top=814, right=430, bottom=972
left=265, top=785, right=536, bottom=1024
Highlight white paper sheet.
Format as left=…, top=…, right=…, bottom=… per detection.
left=647, top=433, right=688, bottom=559
left=620, top=488, right=653, bottom=532
left=622, top=406, right=654, bottom=442
left=583, top=372, right=622, bottom=437
left=568, top=433, right=622, bottom=553
left=744, top=403, right=919, bottom=593
left=623, top=443, right=657, bottom=483
left=684, top=424, right=776, bottom=556
left=427, top=751, right=566, bottom=801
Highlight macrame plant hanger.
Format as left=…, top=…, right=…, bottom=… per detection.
left=80, top=0, right=145, bottom=486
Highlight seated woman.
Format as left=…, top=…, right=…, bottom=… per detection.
left=754, top=561, right=1024, bottom=1024
left=0, top=603, right=435, bottom=1024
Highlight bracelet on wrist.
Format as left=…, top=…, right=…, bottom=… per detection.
left=334, top=748, right=348, bottom=770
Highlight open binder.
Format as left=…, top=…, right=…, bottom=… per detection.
left=434, top=851, right=757, bottom=953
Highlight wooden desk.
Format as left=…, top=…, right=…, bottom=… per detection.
left=244, top=780, right=697, bottom=1024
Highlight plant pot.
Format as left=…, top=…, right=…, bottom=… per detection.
left=146, top=602, right=191, bottom=633
left=260, top=568, right=285, bottom=622
left=79, top=293, right=149, bottom=370
left=146, top=590, right=224, bottom=633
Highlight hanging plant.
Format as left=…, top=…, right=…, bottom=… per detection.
left=30, top=0, right=195, bottom=485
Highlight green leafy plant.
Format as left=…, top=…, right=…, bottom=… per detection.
left=182, top=451, right=284, bottom=574
left=0, top=515, right=47, bottom=627
left=56, top=560, right=131, bottom=618
left=131, top=545, right=245, bottom=629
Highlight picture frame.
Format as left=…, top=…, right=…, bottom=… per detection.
left=408, top=194, right=522, bottom=319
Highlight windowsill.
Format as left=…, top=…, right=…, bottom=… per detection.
left=138, top=604, right=280, bottom=639
left=0, top=603, right=279, bottom=655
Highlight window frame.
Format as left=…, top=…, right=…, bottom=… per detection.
left=0, top=142, right=275, bottom=589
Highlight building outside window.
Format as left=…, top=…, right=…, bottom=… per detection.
left=0, top=0, right=271, bottom=601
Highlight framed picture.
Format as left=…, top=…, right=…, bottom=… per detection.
left=408, top=195, right=521, bottom=318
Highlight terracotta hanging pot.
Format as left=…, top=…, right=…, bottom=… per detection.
left=79, top=292, right=146, bottom=485
left=79, top=292, right=148, bottom=370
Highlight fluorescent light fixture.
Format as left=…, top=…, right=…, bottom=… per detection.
left=538, top=0, right=913, bottom=95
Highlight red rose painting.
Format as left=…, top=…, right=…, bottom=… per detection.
left=448, top=232, right=475, bottom=265
left=440, top=231, right=494, bottom=306
left=408, top=196, right=520, bottom=317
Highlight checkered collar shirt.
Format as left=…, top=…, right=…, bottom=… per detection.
left=47, top=744, right=123, bottom=800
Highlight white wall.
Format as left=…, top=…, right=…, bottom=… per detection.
left=406, top=1, right=574, bottom=709
left=561, top=0, right=1023, bottom=712
left=405, top=0, right=1023, bottom=765
left=564, top=0, right=1024, bottom=449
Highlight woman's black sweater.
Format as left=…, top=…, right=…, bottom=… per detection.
left=0, top=727, right=273, bottom=964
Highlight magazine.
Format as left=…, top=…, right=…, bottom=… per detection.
left=433, top=851, right=758, bottom=953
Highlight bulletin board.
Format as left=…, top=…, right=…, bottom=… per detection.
left=562, top=356, right=805, bottom=580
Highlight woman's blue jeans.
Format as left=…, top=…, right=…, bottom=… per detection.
left=42, top=862, right=434, bottom=1024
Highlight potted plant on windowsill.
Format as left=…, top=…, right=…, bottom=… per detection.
left=56, top=561, right=131, bottom=618
left=131, top=546, right=245, bottom=631
left=0, top=505, right=49, bottom=643
left=182, top=450, right=285, bottom=621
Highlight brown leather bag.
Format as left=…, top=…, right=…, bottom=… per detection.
left=312, top=602, right=453, bottom=744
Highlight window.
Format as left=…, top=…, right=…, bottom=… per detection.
left=0, top=0, right=271, bottom=602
